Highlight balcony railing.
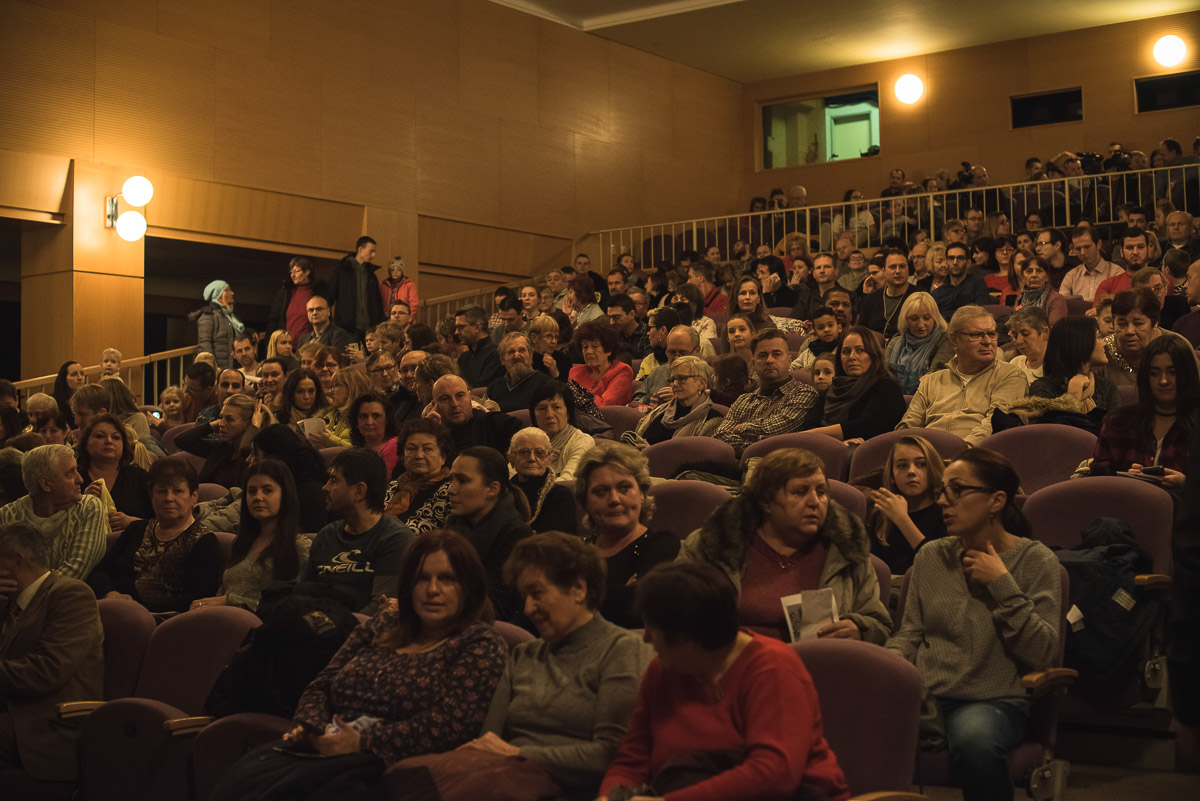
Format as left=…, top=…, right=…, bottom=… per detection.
left=586, top=164, right=1196, bottom=269
left=14, top=346, right=200, bottom=406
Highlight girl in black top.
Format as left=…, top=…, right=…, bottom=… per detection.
left=868, top=435, right=948, bottom=576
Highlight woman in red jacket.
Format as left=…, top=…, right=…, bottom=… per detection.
left=599, top=561, right=850, bottom=801
left=380, top=256, right=419, bottom=318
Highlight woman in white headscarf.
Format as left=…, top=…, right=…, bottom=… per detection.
left=190, top=280, right=253, bottom=369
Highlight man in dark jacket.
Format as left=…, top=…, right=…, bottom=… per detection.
left=456, top=306, right=504, bottom=388
left=328, top=236, right=383, bottom=341
left=427, top=375, right=520, bottom=454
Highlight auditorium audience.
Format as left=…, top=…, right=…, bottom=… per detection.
left=570, top=321, right=634, bottom=407
left=807, top=326, right=907, bottom=441
left=312, top=367, right=370, bottom=448
left=88, top=456, right=222, bottom=614
left=193, top=280, right=249, bottom=369
left=858, top=247, right=916, bottom=337
left=574, top=444, right=678, bottom=628
left=268, top=256, right=322, bottom=343
left=1029, top=315, right=1118, bottom=418
left=868, top=435, right=948, bottom=576
left=888, top=449, right=1060, bottom=801
left=1013, top=255, right=1068, bottom=324
left=487, top=332, right=553, bottom=413
left=298, top=294, right=354, bottom=353
left=0, top=444, right=107, bottom=579
left=428, top=374, right=521, bottom=455
left=445, top=446, right=533, bottom=622
left=249, top=424, right=329, bottom=533
left=1091, top=335, right=1198, bottom=487
left=506, top=427, right=576, bottom=534
left=898, top=306, right=1028, bottom=445
left=1098, top=288, right=1200, bottom=387
left=77, top=413, right=151, bottom=531
left=933, top=242, right=992, bottom=319
left=529, top=383, right=594, bottom=483
left=629, top=355, right=722, bottom=446
left=884, top=292, right=953, bottom=394
left=175, top=394, right=258, bottom=488
left=599, top=561, right=851, bottom=801
left=384, top=419, right=454, bottom=536
left=445, top=532, right=651, bottom=798
left=301, top=448, right=413, bottom=615
left=680, top=447, right=891, bottom=644
left=0, top=521, right=104, bottom=783
left=32, top=411, right=70, bottom=446
left=219, top=531, right=508, bottom=792
left=276, top=368, right=328, bottom=427
left=529, top=313, right=573, bottom=381
left=722, top=313, right=758, bottom=379
left=52, top=361, right=86, bottom=421
left=1006, top=306, right=1052, bottom=383
left=789, top=305, right=842, bottom=371
left=1062, top=226, right=1123, bottom=301
left=715, top=330, right=819, bottom=456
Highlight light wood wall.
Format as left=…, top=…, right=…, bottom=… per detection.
left=1, top=0, right=743, bottom=266
left=742, top=12, right=1200, bottom=205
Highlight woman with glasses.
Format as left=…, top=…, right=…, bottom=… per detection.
left=529, top=383, right=594, bottom=483
left=887, top=449, right=1060, bottom=801
left=575, top=444, right=679, bottom=628
left=568, top=321, right=634, bottom=407
left=384, top=419, right=454, bottom=535
left=365, top=350, right=400, bottom=395
left=507, top=427, right=577, bottom=534
left=628, top=355, right=723, bottom=447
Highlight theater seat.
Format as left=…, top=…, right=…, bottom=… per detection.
left=598, top=405, right=644, bottom=436
left=644, top=437, right=737, bottom=479
left=741, top=432, right=849, bottom=482
left=647, top=480, right=733, bottom=540
left=197, top=483, right=228, bottom=503
left=978, top=424, right=1096, bottom=494
left=848, top=428, right=969, bottom=484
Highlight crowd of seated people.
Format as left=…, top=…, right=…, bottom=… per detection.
left=1, top=138, right=1199, bottom=799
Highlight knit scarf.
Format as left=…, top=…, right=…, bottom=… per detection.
left=891, top=329, right=944, bottom=390
left=639, top=396, right=714, bottom=438
left=1017, top=284, right=1050, bottom=310
left=823, top=373, right=881, bottom=425
left=550, top=425, right=581, bottom=456
left=385, top=467, right=450, bottom=517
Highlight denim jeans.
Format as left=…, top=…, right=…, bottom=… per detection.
left=936, top=697, right=1029, bottom=801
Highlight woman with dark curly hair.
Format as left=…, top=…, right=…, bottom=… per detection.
left=347, top=391, right=398, bottom=475
left=77, top=412, right=151, bottom=531
left=569, top=321, right=634, bottom=406
left=276, top=368, right=328, bottom=426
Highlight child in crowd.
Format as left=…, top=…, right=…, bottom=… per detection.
left=789, top=306, right=843, bottom=370
left=711, top=353, right=751, bottom=407
left=1095, top=296, right=1115, bottom=337
left=811, top=353, right=836, bottom=393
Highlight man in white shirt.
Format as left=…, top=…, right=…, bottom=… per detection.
left=1060, top=227, right=1122, bottom=302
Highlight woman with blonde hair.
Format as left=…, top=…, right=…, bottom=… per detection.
left=266, top=329, right=300, bottom=370
left=916, top=243, right=950, bottom=293
left=628, top=355, right=722, bottom=447
left=883, top=292, right=953, bottom=394
left=868, top=435, right=948, bottom=577
left=306, top=367, right=371, bottom=448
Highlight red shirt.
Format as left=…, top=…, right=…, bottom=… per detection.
left=286, top=284, right=314, bottom=341
left=1092, top=271, right=1132, bottom=307
left=702, top=285, right=729, bottom=318
left=601, top=633, right=850, bottom=801
left=739, top=535, right=829, bottom=639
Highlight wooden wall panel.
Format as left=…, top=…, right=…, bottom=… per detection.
left=537, top=20, right=611, bottom=142
left=321, top=75, right=416, bottom=210
left=672, top=66, right=741, bottom=163
left=72, top=272, right=143, bottom=363
left=146, top=172, right=364, bottom=252
left=418, top=217, right=571, bottom=278
left=268, top=0, right=371, bottom=84
left=608, top=44, right=674, bottom=156
left=94, top=22, right=216, bottom=180
left=499, top=120, right=577, bottom=236
left=415, top=103, right=501, bottom=225
left=21, top=272, right=76, bottom=378
left=156, top=0, right=270, bottom=57
left=369, top=0, right=460, bottom=105
left=459, top=0, right=539, bottom=124
left=21, top=0, right=158, bottom=32
left=575, top=136, right=645, bottom=232
left=0, top=3, right=96, bottom=159
left=744, top=10, right=1200, bottom=205
left=214, top=57, right=323, bottom=197
left=0, top=150, right=72, bottom=217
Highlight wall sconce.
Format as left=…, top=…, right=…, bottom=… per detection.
left=105, top=176, right=154, bottom=242
left=1154, top=35, right=1186, bottom=67
left=894, top=74, right=924, bottom=104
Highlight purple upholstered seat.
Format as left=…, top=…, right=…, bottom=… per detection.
left=848, top=428, right=969, bottom=484
left=646, top=479, right=733, bottom=541
left=644, top=437, right=737, bottom=479
left=742, top=432, right=850, bottom=482
left=978, top=424, right=1097, bottom=494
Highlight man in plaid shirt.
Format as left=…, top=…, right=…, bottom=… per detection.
left=0, top=445, right=107, bottom=583
left=714, top=329, right=820, bottom=456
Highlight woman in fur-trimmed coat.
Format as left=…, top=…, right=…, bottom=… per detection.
left=676, top=448, right=892, bottom=644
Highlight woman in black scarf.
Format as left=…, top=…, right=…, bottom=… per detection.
left=807, top=325, right=907, bottom=441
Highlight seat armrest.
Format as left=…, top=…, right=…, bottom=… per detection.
left=164, top=715, right=216, bottom=736
left=58, top=701, right=105, bottom=719
left=1022, top=668, right=1078, bottom=692
left=1135, top=574, right=1171, bottom=591
left=851, top=793, right=928, bottom=801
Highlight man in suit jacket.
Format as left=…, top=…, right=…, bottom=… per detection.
left=0, top=521, right=104, bottom=781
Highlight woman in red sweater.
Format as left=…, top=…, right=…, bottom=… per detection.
left=599, top=561, right=850, bottom=801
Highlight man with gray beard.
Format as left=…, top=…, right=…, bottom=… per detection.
left=487, top=333, right=553, bottom=413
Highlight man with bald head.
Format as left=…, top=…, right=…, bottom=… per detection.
left=633, top=325, right=700, bottom=406
left=1165, top=211, right=1200, bottom=262
left=425, top=374, right=520, bottom=454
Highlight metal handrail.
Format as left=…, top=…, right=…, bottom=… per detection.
left=586, top=164, right=1194, bottom=268
left=14, top=345, right=200, bottom=405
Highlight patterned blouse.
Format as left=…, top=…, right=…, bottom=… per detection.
left=293, top=613, right=508, bottom=765
left=384, top=478, right=452, bottom=536
left=133, top=519, right=213, bottom=609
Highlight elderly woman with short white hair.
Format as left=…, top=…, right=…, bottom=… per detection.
left=508, top=427, right=577, bottom=534
left=627, top=355, right=724, bottom=448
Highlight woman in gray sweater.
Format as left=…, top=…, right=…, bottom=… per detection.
left=887, top=449, right=1061, bottom=801
left=464, top=531, right=652, bottom=798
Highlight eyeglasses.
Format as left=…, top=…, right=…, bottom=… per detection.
left=669, top=374, right=699, bottom=383
left=958, top=330, right=998, bottom=341
left=934, top=483, right=992, bottom=502
left=513, top=448, right=549, bottom=459
left=367, top=365, right=396, bottom=375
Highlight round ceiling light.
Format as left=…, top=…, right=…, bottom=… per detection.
left=895, top=74, right=924, bottom=104
left=1154, top=35, right=1186, bottom=67
left=115, top=210, right=147, bottom=242
left=121, top=175, right=154, bottom=207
